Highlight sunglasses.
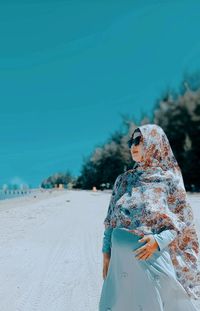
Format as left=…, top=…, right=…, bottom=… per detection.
left=127, top=135, right=142, bottom=148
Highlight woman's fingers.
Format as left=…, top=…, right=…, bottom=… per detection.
left=135, top=251, right=149, bottom=259
left=103, top=262, right=109, bottom=279
left=132, top=234, right=157, bottom=260
left=136, top=249, right=153, bottom=260
left=133, top=243, right=154, bottom=260
left=139, top=253, right=150, bottom=260
left=103, top=267, right=107, bottom=280
left=135, top=248, right=147, bottom=257
left=134, top=244, right=147, bottom=255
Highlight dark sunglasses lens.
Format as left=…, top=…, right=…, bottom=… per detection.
left=127, top=136, right=141, bottom=148
left=134, top=136, right=141, bottom=145
left=127, top=139, right=132, bottom=148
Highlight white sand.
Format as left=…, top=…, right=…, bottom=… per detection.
left=0, top=189, right=199, bottom=311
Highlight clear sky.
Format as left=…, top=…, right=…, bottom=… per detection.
left=1, top=0, right=200, bottom=187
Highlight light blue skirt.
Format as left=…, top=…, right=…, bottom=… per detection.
left=99, top=227, right=198, bottom=311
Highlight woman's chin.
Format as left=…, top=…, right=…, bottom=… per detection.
left=132, top=156, right=140, bottom=162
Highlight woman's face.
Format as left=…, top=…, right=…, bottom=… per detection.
left=130, top=131, right=144, bottom=162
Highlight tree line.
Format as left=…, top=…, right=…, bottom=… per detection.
left=41, top=73, right=200, bottom=192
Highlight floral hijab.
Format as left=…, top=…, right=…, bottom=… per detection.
left=104, top=124, right=200, bottom=299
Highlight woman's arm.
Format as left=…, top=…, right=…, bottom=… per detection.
left=102, top=174, right=123, bottom=255
left=102, top=227, right=113, bottom=254
left=152, top=173, right=192, bottom=253
left=153, top=229, right=177, bottom=252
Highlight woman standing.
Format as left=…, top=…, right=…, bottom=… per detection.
left=99, top=124, right=200, bottom=311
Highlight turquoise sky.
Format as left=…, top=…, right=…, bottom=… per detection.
left=1, top=0, right=200, bottom=187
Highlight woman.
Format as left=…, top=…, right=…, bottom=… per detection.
left=99, top=124, right=200, bottom=311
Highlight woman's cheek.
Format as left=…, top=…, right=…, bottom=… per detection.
left=140, top=146, right=145, bottom=161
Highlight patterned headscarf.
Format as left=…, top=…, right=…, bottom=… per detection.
left=104, top=123, right=200, bottom=299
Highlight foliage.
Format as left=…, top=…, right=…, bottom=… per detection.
left=74, top=115, right=151, bottom=189
left=41, top=170, right=74, bottom=189
left=41, top=73, right=200, bottom=192
left=153, top=73, right=200, bottom=190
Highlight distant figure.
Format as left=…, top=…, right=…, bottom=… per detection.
left=92, top=186, right=97, bottom=192
left=99, top=124, right=200, bottom=311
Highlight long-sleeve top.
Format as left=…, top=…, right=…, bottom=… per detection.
left=101, top=172, right=178, bottom=255
left=102, top=227, right=177, bottom=254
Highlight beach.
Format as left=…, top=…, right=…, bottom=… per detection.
left=0, top=189, right=199, bottom=311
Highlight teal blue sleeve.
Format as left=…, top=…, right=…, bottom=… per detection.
left=102, top=227, right=113, bottom=254
left=153, top=229, right=177, bottom=251
left=102, top=174, right=123, bottom=254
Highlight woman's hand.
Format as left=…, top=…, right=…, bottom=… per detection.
left=103, top=253, right=111, bottom=280
left=133, top=234, right=159, bottom=260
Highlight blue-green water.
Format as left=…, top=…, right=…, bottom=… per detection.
left=0, top=190, right=32, bottom=201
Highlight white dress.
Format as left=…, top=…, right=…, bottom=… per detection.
left=99, top=227, right=198, bottom=311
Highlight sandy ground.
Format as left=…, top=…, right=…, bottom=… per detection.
left=0, top=189, right=199, bottom=311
